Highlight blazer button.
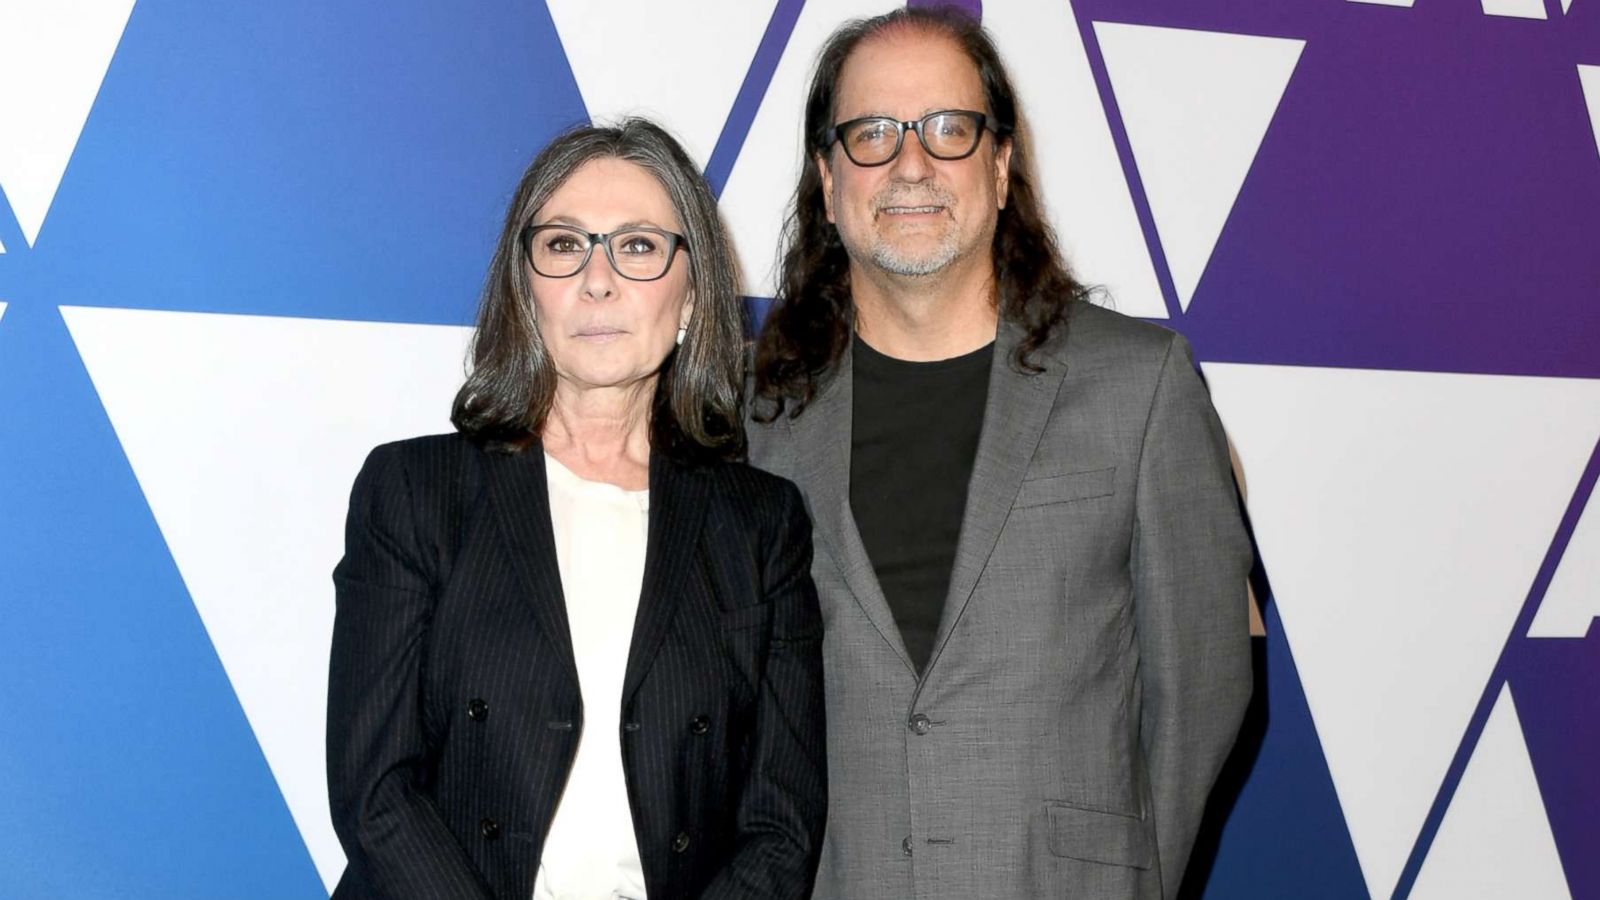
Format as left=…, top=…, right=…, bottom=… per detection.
left=671, top=831, right=691, bottom=854
left=689, top=714, right=710, bottom=735
left=908, top=713, right=932, bottom=735
left=467, top=698, right=488, bottom=722
left=480, top=817, right=500, bottom=841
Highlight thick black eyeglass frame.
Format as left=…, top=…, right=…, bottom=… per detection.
left=825, top=109, right=1009, bottom=167
left=520, top=223, right=689, bottom=282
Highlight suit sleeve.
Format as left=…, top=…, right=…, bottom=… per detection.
left=1130, top=334, right=1253, bottom=899
left=327, top=445, right=494, bottom=900
left=701, top=480, right=828, bottom=900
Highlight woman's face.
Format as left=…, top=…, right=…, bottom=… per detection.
left=527, top=157, right=692, bottom=398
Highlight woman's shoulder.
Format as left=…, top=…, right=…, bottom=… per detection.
left=352, top=432, right=488, bottom=506
left=366, top=431, right=479, bottom=463
left=694, top=458, right=806, bottom=527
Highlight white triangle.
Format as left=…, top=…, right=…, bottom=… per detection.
left=1580, top=66, right=1600, bottom=163
left=1411, top=686, right=1573, bottom=899
left=0, top=302, right=7, bottom=321
left=1348, top=0, right=1415, bottom=6
left=1201, top=363, right=1600, bottom=900
left=983, top=3, right=1167, bottom=318
left=1481, top=0, right=1548, bottom=18
left=0, top=1, right=136, bottom=247
left=545, top=0, right=776, bottom=168
left=719, top=0, right=902, bottom=296
left=1094, top=24, right=1304, bottom=311
left=1528, top=473, right=1600, bottom=638
left=62, top=306, right=471, bottom=891
left=1563, top=0, right=1575, bottom=14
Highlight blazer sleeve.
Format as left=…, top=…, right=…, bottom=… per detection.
left=1130, top=334, right=1253, bottom=900
left=701, top=479, right=828, bottom=900
left=326, top=445, right=494, bottom=900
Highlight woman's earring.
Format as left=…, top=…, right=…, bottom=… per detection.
left=676, top=326, right=686, bottom=346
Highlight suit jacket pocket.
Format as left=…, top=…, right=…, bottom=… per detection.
left=1015, top=466, right=1117, bottom=509
left=1047, top=802, right=1153, bottom=870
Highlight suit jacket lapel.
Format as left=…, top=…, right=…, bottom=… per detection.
left=622, top=452, right=710, bottom=705
left=482, top=442, right=577, bottom=685
left=925, top=320, right=1071, bottom=675
left=789, top=349, right=916, bottom=674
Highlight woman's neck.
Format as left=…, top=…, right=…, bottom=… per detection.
left=542, top=378, right=654, bottom=490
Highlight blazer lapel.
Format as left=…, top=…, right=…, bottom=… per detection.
left=789, top=349, right=916, bottom=674
left=482, top=443, right=577, bottom=685
left=925, top=320, right=1071, bottom=675
left=622, top=452, right=711, bottom=706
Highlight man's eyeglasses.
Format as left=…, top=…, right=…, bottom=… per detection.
left=826, top=109, right=1006, bottom=167
left=521, top=224, right=688, bottom=282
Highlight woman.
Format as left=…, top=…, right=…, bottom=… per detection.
left=327, top=119, right=826, bottom=900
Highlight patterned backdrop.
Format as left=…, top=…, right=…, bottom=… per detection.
left=1, top=2, right=1596, bottom=898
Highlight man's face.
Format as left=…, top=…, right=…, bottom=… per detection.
left=818, top=30, right=1012, bottom=280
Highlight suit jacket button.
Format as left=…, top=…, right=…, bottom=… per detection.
left=480, top=817, right=500, bottom=841
left=902, top=835, right=914, bottom=857
left=908, top=713, right=932, bottom=735
left=467, top=699, right=488, bottom=722
left=672, top=831, right=691, bottom=853
left=689, top=714, right=710, bottom=735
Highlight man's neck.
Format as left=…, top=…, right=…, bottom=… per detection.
left=850, top=257, right=1000, bottom=361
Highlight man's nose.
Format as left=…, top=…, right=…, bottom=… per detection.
left=887, top=128, right=936, bottom=181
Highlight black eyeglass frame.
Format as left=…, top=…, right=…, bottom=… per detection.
left=519, top=223, right=689, bottom=282
left=825, top=109, right=1009, bottom=168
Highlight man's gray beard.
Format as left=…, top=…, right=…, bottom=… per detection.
left=864, top=230, right=960, bottom=277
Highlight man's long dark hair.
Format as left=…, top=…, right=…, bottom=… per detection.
left=752, top=6, right=1091, bottom=420
left=451, top=119, right=745, bottom=462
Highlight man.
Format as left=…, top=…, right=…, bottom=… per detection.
left=747, top=8, right=1252, bottom=899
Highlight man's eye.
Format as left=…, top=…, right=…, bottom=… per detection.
left=936, top=117, right=971, bottom=137
left=852, top=121, right=894, bottom=144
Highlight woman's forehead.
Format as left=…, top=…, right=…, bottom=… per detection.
left=538, top=157, right=681, bottom=231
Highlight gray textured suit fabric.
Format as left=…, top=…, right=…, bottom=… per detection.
left=747, top=302, right=1253, bottom=900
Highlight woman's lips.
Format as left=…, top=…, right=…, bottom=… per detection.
left=573, top=327, right=628, bottom=342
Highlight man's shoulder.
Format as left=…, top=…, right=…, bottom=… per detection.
left=1063, top=300, right=1181, bottom=360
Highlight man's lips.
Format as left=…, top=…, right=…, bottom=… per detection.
left=879, top=204, right=945, bottom=216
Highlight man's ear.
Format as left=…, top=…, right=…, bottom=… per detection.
left=816, top=152, right=837, bottom=223
left=994, top=137, right=1013, bottom=210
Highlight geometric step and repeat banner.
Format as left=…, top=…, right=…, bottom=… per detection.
left=2, top=1, right=1597, bottom=898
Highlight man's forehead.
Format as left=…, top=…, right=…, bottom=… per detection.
left=833, top=30, right=985, bottom=118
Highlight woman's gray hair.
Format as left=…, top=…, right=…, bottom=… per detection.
left=451, top=118, right=745, bottom=460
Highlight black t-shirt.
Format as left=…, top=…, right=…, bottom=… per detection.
left=850, top=335, right=994, bottom=674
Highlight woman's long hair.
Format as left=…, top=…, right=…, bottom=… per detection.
left=753, top=6, right=1092, bottom=420
left=451, top=119, right=745, bottom=462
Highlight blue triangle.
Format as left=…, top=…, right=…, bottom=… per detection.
left=0, top=304, right=325, bottom=897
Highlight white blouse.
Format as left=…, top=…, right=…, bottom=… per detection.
left=532, top=453, right=651, bottom=900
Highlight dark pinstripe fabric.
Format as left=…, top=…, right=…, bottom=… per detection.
left=327, top=433, right=827, bottom=900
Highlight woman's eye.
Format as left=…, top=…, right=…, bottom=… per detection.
left=545, top=236, right=585, bottom=254
left=618, top=235, right=661, bottom=255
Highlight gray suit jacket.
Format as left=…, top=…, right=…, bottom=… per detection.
left=747, top=302, right=1252, bottom=900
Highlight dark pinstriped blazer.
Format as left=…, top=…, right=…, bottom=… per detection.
left=326, top=433, right=826, bottom=900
